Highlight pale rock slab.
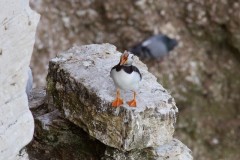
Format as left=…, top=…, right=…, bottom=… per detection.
left=104, top=139, right=192, bottom=160
left=47, top=44, right=178, bottom=151
left=0, top=0, right=40, bottom=159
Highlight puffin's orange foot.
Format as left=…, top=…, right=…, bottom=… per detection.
left=127, top=99, right=137, bottom=107
left=112, top=98, right=123, bottom=107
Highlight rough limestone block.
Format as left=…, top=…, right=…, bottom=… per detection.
left=27, top=87, right=107, bottom=159
left=29, top=87, right=46, bottom=110
left=47, top=44, right=178, bottom=151
left=31, top=109, right=107, bottom=159
left=28, top=88, right=191, bottom=159
left=0, top=0, right=40, bottom=159
left=103, top=139, right=192, bottom=160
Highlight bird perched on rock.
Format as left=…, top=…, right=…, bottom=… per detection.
left=110, top=51, right=142, bottom=107
left=129, top=34, right=178, bottom=60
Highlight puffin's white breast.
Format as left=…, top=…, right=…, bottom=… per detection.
left=111, top=68, right=141, bottom=91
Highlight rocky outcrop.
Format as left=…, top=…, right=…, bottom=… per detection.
left=30, top=0, right=240, bottom=159
left=27, top=87, right=191, bottom=160
left=46, top=43, right=192, bottom=159
left=27, top=88, right=106, bottom=159
left=0, top=0, right=40, bottom=159
left=47, top=44, right=176, bottom=151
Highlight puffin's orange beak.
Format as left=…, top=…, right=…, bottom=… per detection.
left=120, top=51, right=129, bottom=65
left=120, top=57, right=127, bottom=65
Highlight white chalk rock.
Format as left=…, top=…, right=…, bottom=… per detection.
left=26, top=67, right=33, bottom=97
left=0, top=0, right=40, bottom=159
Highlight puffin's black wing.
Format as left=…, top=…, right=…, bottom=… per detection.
left=120, top=65, right=142, bottom=80
left=111, top=65, right=117, bottom=71
left=132, top=66, right=142, bottom=80
left=110, top=64, right=121, bottom=78
left=111, top=64, right=142, bottom=80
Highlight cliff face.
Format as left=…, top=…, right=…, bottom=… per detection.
left=30, top=0, right=240, bottom=159
left=0, top=0, right=40, bottom=159
left=179, top=0, right=240, bottom=54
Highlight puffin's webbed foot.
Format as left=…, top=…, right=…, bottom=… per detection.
left=127, top=91, right=137, bottom=107
left=127, top=99, right=136, bottom=107
left=112, top=89, right=123, bottom=107
left=112, top=97, right=123, bottom=107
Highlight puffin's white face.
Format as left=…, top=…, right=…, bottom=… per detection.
left=126, top=53, right=134, bottom=65
left=120, top=51, right=134, bottom=66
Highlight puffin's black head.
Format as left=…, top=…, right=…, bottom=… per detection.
left=160, top=35, right=178, bottom=51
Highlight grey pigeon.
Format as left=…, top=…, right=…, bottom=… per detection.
left=26, top=67, right=33, bottom=97
left=129, top=34, right=178, bottom=60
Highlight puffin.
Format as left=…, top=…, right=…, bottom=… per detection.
left=129, top=34, right=178, bottom=60
left=110, top=51, right=142, bottom=107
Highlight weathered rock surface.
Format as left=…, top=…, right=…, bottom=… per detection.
left=27, top=87, right=191, bottom=160
left=29, top=87, right=46, bottom=110
left=27, top=88, right=106, bottom=160
left=0, top=0, right=40, bottom=159
left=47, top=43, right=178, bottom=151
left=30, top=0, right=240, bottom=159
left=104, top=139, right=192, bottom=160
left=181, top=0, right=240, bottom=54
left=15, top=149, right=29, bottom=160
